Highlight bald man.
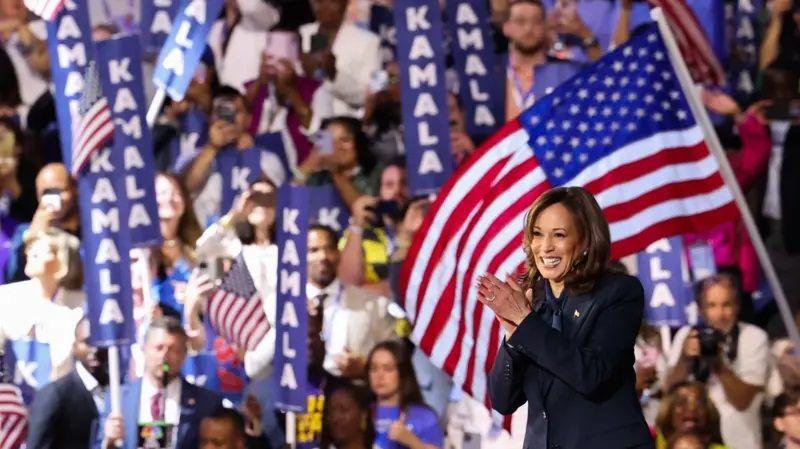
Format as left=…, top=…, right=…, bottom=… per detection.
left=6, top=163, right=80, bottom=281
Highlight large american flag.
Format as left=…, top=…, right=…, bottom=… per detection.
left=400, top=23, right=737, bottom=407
left=0, top=384, right=27, bottom=449
left=23, top=0, right=64, bottom=21
left=647, top=0, right=726, bottom=86
left=208, top=255, right=270, bottom=351
left=71, top=61, right=114, bottom=177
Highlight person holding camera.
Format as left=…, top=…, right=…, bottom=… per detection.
left=185, top=86, right=286, bottom=225
left=338, top=159, right=409, bottom=294
left=665, top=274, right=769, bottom=449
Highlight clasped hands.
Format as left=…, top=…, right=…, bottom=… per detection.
left=476, top=273, right=533, bottom=338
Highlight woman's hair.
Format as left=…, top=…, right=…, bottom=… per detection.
left=25, top=227, right=83, bottom=289
left=322, top=116, right=377, bottom=175
left=365, top=340, right=425, bottom=412
left=0, top=46, right=21, bottom=109
left=235, top=178, right=278, bottom=245
left=320, top=381, right=375, bottom=449
left=521, top=186, right=610, bottom=294
left=158, top=172, right=203, bottom=247
left=656, top=381, right=723, bottom=445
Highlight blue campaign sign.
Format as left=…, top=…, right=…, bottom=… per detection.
left=272, top=185, right=310, bottom=413
left=216, top=146, right=267, bottom=214
left=395, top=0, right=454, bottom=196
left=183, top=353, right=219, bottom=389
left=3, top=340, right=52, bottom=404
left=307, top=185, right=350, bottom=233
left=637, top=237, right=692, bottom=327
left=141, top=0, right=182, bottom=55
left=44, top=0, right=93, bottom=168
left=95, top=35, right=162, bottom=248
left=729, top=0, right=762, bottom=102
left=171, top=107, right=209, bottom=172
left=369, top=4, right=397, bottom=67
left=152, top=0, right=225, bottom=100
left=445, top=0, right=502, bottom=143
left=78, top=149, right=136, bottom=346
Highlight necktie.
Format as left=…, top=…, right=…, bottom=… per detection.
left=151, top=391, right=163, bottom=422
left=309, top=293, right=328, bottom=316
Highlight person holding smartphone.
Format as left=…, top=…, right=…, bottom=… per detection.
left=298, top=0, right=381, bottom=117
left=244, top=30, right=334, bottom=163
left=184, top=86, right=287, bottom=224
left=6, top=162, right=80, bottom=282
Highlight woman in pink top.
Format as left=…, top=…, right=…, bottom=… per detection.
left=684, top=92, right=772, bottom=293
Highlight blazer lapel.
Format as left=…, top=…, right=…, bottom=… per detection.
left=177, top=380, right=196, bottom=449
left=564, top=291, right=596, bottom=340
left=540, top=290, right=595, bottom=402
left=124, top=380, right=143, bottom=449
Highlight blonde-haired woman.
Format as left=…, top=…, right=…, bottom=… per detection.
left=0, top=227, right=84, bottom=379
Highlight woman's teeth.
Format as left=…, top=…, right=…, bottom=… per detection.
left=541, top=257, right=561, bottom=268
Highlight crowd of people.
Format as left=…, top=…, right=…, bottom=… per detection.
left=0, top=0, right=800, bottom=447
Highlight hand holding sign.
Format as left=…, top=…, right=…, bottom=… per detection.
left=103, top=412, right=125, bottom=448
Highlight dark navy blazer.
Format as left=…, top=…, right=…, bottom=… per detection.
left=489, top=272, right=654, bottom=449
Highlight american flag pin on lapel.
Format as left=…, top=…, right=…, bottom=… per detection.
left=188, top=398, right=196, bottom=406
left=573, top=310, right=581, bottom=318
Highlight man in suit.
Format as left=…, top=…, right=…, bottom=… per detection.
left=26, top=317, right=108, bottom=449
left=102, top=316, right=223, bottom=449
left=199, top=403, right=253, bottom=449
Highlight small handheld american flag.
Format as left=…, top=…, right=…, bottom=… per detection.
left=71, top=60, right=114, bottom=177
left=207, top=255, right=270, bottom=351
left=23, top=0, right=65, bottom=21
left=0, top=350, right=26, bottom=449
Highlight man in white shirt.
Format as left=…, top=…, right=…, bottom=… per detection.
left=298, top=0, right=381, bottom=117
left=306, top=224, right=397, bottom=379
left=102, top=317, right=223, bottom=449
left=665, top=274, right=769, bottom=449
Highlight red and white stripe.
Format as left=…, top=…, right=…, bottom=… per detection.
left=71, top=99, right=114, bottom=177
left=647, top=0, right=726, bottom=87
left=0, top=384, right=27, bottom=449
left=400, top=118, right=736, bottom=407
left=23, top=0, right=65, bottom=21
left=208, top=290, right=270, bottom=351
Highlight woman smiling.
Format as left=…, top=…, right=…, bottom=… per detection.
left=477, top=186, right=653, bottom=449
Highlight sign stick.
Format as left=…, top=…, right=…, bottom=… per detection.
left=146, top=88, right=167, bottom=128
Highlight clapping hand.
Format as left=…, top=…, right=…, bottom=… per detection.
left=476, top=273, right=533, bottom=337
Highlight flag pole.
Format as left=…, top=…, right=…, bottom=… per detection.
left=146, top=88, right=167, bottom=128
left=651, top=7, right=800, bottom=350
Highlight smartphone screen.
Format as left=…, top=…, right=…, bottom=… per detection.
left=311, top=130, right=334, bottom=154
left=265, top=31, right=299, bottom=63
left=41, top=188, right=62, bottom=212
